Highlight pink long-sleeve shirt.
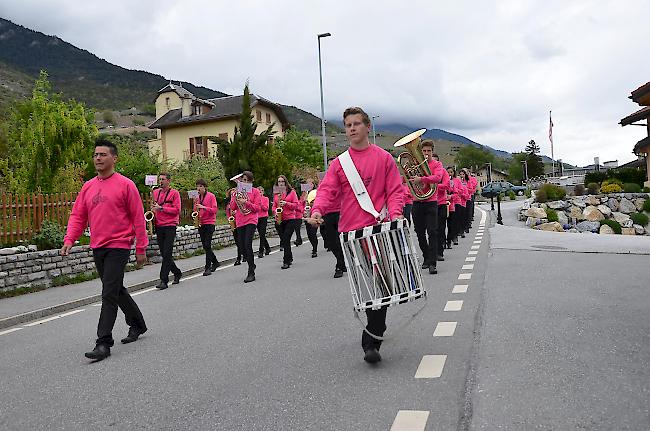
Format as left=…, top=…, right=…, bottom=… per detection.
left=153, top=187, right=181, bottom=226
left=272, top=190, right=300, bottom=220
left=451, top=177, right=469, bottom=207
left=468, top=175, right=478, bottom=195
left=64, top=173, right=148, bottom=254
left=312, top=144, right=403, bottom=232
left=194, top=191, right=217, bottom=225
left=402, top=183, right=413, bottom=205
left=258, top=195, right=270, bottom=218
left=229, top=187, right=261, bottom=227
left=435, top=166, right=451, bottom=205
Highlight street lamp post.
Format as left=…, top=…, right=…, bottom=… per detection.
left=371, top=115, right=380, bottom=144
left=317, top=32, right=331, bottom=171
left=486, top=162, right=494, bottom=211
left=521, top=160, right=528, bottom=184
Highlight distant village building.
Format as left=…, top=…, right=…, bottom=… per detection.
left=619, top=81, right=650, bottom=188
left=148, top=83, right=288, bottom=163
left=475, top=166, right=508, bottom=187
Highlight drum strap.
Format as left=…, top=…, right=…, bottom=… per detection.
left=338, top=151, right=387, bottom=221
left=353, top=296, right=429, bottom=342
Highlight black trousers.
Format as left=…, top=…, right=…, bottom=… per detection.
left=305, top=221, right=318, bottom=252
left=256, top=217, right=271, bottom=253
left=93, top=248, right=146, bottom=346
left=156, top=225, right=181, bottom=283
left=450, top=204, right=464, bottom=240
left=198, top=224, right=218, bottom=269
left=322, top=212, right=345, bottom=270
left=362, top=306, right=388, bottom=352
left=463, top=204, right=471, bottom=231
left=403, top=204, right=413, bottom=225
left=437, top=204, right=448, bottom=256
left=279, top=219, right=299, bottom=264
left=470, top=195, right=475, bottom=221
left=236, top=223, right=256, bottom=273
left=412, top=201, right=438, bottom=266
left=294, top=219, right=303, bottom=243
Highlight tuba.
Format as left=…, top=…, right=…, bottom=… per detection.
left=234, top=191, right=251, bottom=215
left=394, top=129, right=436, bottom=200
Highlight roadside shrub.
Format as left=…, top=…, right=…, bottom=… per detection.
left=643, top=199, right=650, bottom=212
left=32, top=219, right=65, bottom=250
left=584, top=171, right=608, bottom=186
left=600, top=219, right=622, bottom=234
left=545, top=208, right=559, bottom=222
left=574, top=184, right=585, bottom=196
left=525, top=188, right=532, bottom=198
left=601, top=178, right=623, bottom=187
left=535, top=189, right=548, bottom=203
left=586, top=182, right=600, bottom=194
left=623, top=183, right=642, bottom=193
left=643, top=187, right=650, bottom=193
left=600, top=183, right=623, bottom=194
left=537, top=183, right=566, bottom=201
left=508, top=190, right=516, bottom=200
left=630, top=212, right=649, bottom=226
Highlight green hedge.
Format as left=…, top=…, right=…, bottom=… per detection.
left=600, top=219, right=622, bottom=234
left=630, top=212, right=649, bottom=227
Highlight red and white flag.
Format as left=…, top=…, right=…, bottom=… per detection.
left=549, top=111, right=554, bottom=145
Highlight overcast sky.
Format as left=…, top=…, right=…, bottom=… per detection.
left=2, top=0, right=649, bottom=166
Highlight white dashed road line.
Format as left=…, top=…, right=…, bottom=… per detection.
left=390, top=410, right=430, bottom=431
left=444, top=300, right=463, bottom=311
left=458, top=273, right=472, bottom=280
left=131, top=287, right=157, bottom=296
left=465, top=257, right=476, bottom=262
left=468, top=250, right=478, bottom=255
left=415, top=355, right=447, bottom=378
left=0, top=327, right=23, bottom=336
left=433, top=321, right=457, bottom=337
left=452, top=284, right=468, bottom=293
left=462, top=264, right=474, bottom=270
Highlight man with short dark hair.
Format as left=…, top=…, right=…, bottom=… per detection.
left=194, top=178, right=220, bottom=276
left=61, top=138, right=148, bottom=361
left=153, top=172, right=182, bottom=289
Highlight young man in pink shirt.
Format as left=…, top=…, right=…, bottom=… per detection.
left=310, top=107, right=403, bottom=364
left=152, top=172, right=182, bottom=290
left=194, top=178, right=220, bottom=276
left=61, top=139, right=148, bottom=361
left=229, top=171, right=261, bottom=282
left=432, top=153, right=450, bottom=261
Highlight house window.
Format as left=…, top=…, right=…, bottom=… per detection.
left=165, top=97, right=170, bottom=109
left=218, top=133, right=228, bottom=140
left=193, top=105, right=202, bottom=115
left=266, top=113, right=271, bottom=124
left=256, top=110, right=262, bottom=121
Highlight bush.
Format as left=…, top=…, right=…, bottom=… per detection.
left=545, top=208, right=559, bottom=222
left=643, top=187, right=650, bottom=193
left=574, top=184, right=585, bottom=196
left=644, top=199, right=650, bottom=212
left=32, top=219, right=65, bottom=250
left=535, top=189, right=548, bottom=203
left=525, top=188, right=532, bottom=198
left=623, top=183, right=642, bottom=193
left=600, top=219, right=622, bottom=234
left=536, top=183, right=565, bottom=202
left=586, top=182, right=600, bottom=195
left=630, top=212, right=649, bottom=226
left=508, top=190, right=516, bottom=200
left=600, top=183, right=623, bottom=194
left=602, top=178, right=623, bottom=187
left=585, top=171, right=608, bottom=186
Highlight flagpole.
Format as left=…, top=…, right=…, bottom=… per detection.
left=549, top=110, right=555, bottom=177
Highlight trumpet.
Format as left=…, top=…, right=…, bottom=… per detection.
left=144, top=211, right=155, bottom=236
left=228, top=215, right=236, bottom=230
left=191, top=211, right=200, bottom=228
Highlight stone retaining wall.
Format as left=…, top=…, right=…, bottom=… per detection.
left=0, top=223, right=278, bottom=294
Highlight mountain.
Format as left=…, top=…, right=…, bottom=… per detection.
left=0, top=17, right=330, bottom=133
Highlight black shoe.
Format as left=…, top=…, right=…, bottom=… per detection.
left=85, top=344, right=110, bottom=361
left=429, top=265, right=438, bottom=274
left=242, top=257, right=247, bottom=262
left=465, top=229, right=470, bottom=233
left=311, top=251, right=317, bottom=258
left=244, top=272, right=255, bottom=283
left=333, top=268, right=343, bottom=278
left=156, top=282, right=168, bottom=290
left=281, top=263, right=290, bottom=269
left=437, top=255, right=445, bottom=261
left=421, top=262, right=430, bottom=269
left=172, top=273, right=181, bottom=284
left=265, top=249, right=270, bottom=255
left=342, top=267, right=347, bottom=272
left=121, top=326, right=147, bottom=344
left=279, top=247, right=284, bottom=251
left=453, top=239, right=459, bottom=245
left=461, top=233, right=466, bottom=238
left=210, top=261, right=220, bottom=272
left=294, top=240, right=303, bottom=246
left=258, top=251, right=264, bottom=258
left=446, top=241, right=452, bottom=249
left=364, top=348, right=381, bottom=364
left=234, top=259, right=242, bottom=266
left=203, top=269, right=211, bottom=276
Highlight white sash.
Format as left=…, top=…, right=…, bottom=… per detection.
left=338, top=150, right=387, bottom=222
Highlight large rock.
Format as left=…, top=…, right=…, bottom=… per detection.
left=576, top=221, right=600, bottom=233
left=569, top=206, right=584, bottom=220
left=585, top=196, right=600, bottom=206
left=525, top=217, right=540, bottom=227
left=525, top=207, right=547, bottom=218
left=596, top=204, right=612, bottom=217
left=635, top=198, right=646, bottom=211
left=0, top=248, right=17, bottom=255
left=621, top=227, right=636, bottom=235
left=557, top=211, right=569, bottom=226
left=622, top=219, right=634, bottom=228
left=583, top=206, right=605, bottom=221
left=599, top=225, right=615, bottom=235
left=634, top=224, right=645, bottom=235
left=618, top=198, right=636, bottom=214
left=600, top=196, right=609, bottom=204
left=547, top=200, right=567, bottom=210
left=571, top=198, right=587, bottom=208
left=607, top=198, right=619, bottom=211
left=611, top=212, right=631, bottom=224
left=536, top=222, right=564, bottom=232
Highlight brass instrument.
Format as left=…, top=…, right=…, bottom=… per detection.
left=228, top=215, right=236, bottom=230
left=144, top=211, right=155, bottom=236
left=234, top=190, right=251, bottom=215
left=303, top=189, right=317, bottom=218
left=191, top=211, right=200, bottom=227
left=275, top=207, right=283, bottom=224
left=394, top=129, right=436, bottom=200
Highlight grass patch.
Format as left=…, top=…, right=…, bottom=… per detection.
left=0, top=284, right=50, bottom=299
left=51, top=271, right=98, bottom=287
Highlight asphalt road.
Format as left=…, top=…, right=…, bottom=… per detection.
left=0, top=210, right=490, bottom=431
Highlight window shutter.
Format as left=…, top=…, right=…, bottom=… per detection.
left=189, top=137, right=195, bottom=155
left=203, top=137, right=208, bottom=157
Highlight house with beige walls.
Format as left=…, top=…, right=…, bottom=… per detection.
left=619, top=81, right=650, bottom=188
left=148, top=83, right=289, bottom=163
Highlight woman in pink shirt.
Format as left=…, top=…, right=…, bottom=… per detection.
left=448, top=167, right=468, bottom=245
left=229, top=171, right=261, bottom=283
left=256, top=186, right=271, bottom=258
left=194, top=178, right=220, bottom=276
left=459, top=169, right=472, bottom=235
left=273, top=175, right=300, bottom=269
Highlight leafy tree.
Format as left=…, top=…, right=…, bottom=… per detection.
left=276, top=127, right=323, bottom=169
left=250, top=142, right=292, bottom=193
left=0, top=70, right=97, bottom=193
left=99, top=133, right=162, bottom=193
left=213, top=82, right=277, bottom=181
left=507, top=152, right=528, bottom=184
left=102, top=110, right=116, bottom=125
left=524, top=139, right=544, bottom=178
left=169, top=155, right=228, bottom=199
left=455, top=145, right=495, bottom=171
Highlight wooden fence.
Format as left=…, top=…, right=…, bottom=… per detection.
left=0, top=192, right=212, bottom=245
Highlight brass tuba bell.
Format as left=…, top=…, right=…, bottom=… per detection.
left=394, top=129, right=436, bottom=200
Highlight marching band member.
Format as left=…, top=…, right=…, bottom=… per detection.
left=449, top=167, right=468, bottom=244
left=61, top=139, right=148, bottom=361
left=153, top=172, right=182, bottom=290
left=460, top=169, right=472, bottom=234
left=445, top=167, right=456, bottom=249
left=256, top=186, right=272, bottom=258
left=194, top=178, right=220, bottom=276
left=410, top=139, right=444, bottom=275
left=467, top=169, right=478, bottom=228
left=228, top=174, right=244, bottom=265
left=432, top=153, right=450, bottom=262
left=310, top=107, right=403, bottom=365
left=273, top=175, right=300, bottom=269
left=303, top=187, right=319, bottom=258
left=229, top=171, right=261, bottom=283
left=402, top=177, right=413, bottom=224
left=294, top=191, right=304, bottom=247
left=320, top=191, right=346, bottom=277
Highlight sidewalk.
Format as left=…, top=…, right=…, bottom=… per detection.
left=0, top=235, right=281, bottom=329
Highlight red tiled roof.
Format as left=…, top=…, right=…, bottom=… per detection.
left=620, top=105, right=650, bottom=126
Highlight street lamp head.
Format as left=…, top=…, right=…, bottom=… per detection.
left=318, top=32, right=332, bottom=38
